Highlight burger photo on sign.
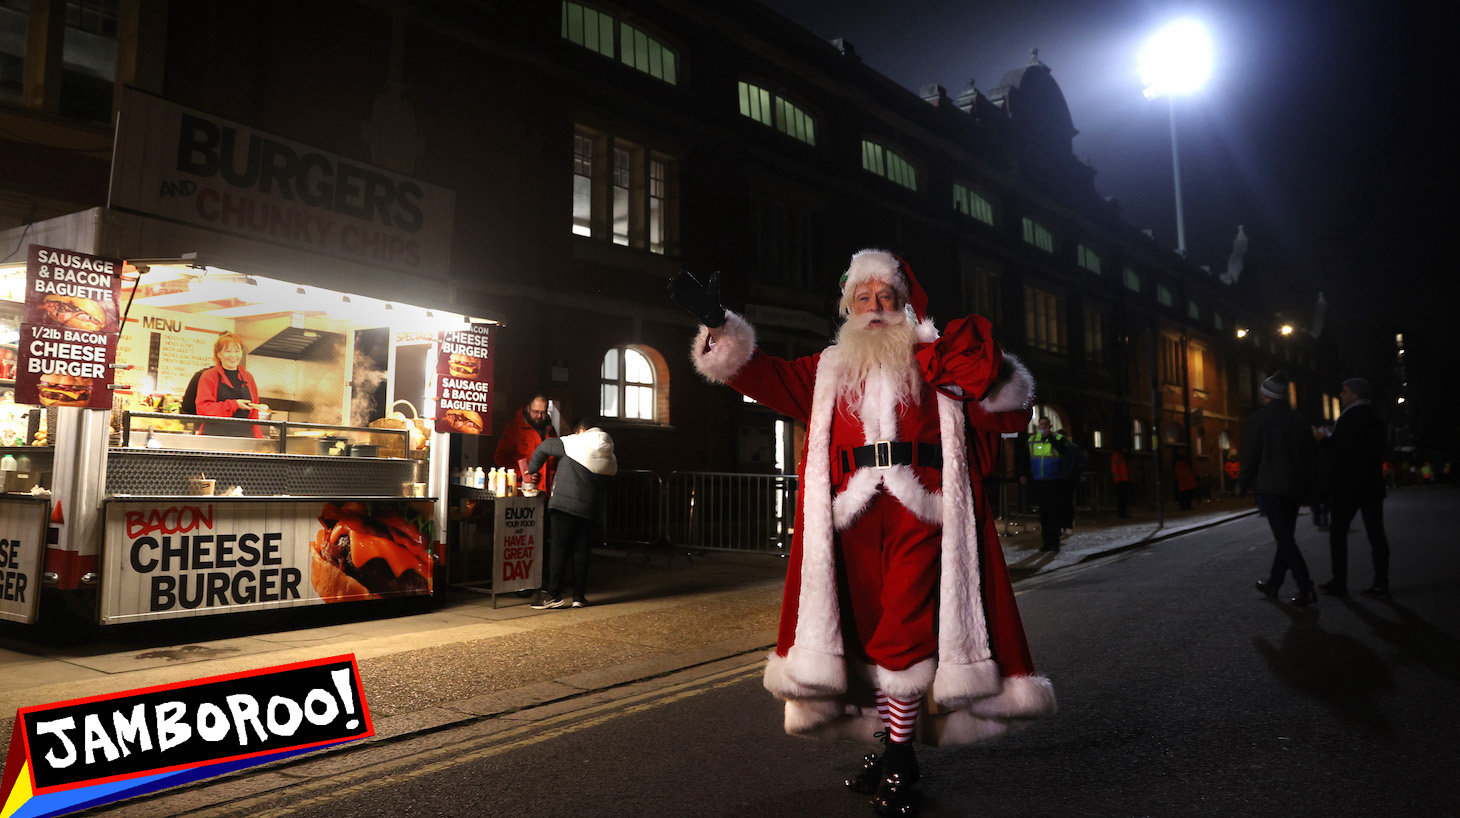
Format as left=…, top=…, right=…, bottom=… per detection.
left=37, top=295, right=107, bottom=332
left=309, top=501, right=434, bottom=602
left=38, top=373, right=94, bottom=407
left=447, top=353, right=481, bottom=379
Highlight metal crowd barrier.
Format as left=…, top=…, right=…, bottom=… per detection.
left=599, top=470, right=798, bottom=556
left=603, top=469, right=664, bottom=552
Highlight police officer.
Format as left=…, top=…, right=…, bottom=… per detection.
left=1022, top=416, right=1071, bottom=552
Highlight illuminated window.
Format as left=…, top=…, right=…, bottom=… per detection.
left=1189, top=343, right=1206, bottom=391
left=953, top=183, right=994, bottom=224
left=861, top=139, right=918, bottom=191
left=562, top=2, right=679, bottom=85
left=1123, top=267, right=1141, bottom=293
left=602, top=346, right=656, bottom=421
left=1212, top=312, right=1223, bottom=331
left=572, top=124, right=678, bottom=255
left=1160, top=335, right=1183, bottom=385
left=1188, top=299, right=1201, bottom=320
left=1132, top=419, right=1145, bottom=452
left=1156, top=283, right=1174, bottom=307
left=1077, top=243, right=1102, bottom=274
left=1024, top=285, right=1066, bottom=353
left=1022, top=217, right=1054, bottom=253
left=738, top=81, right=816, bottom=145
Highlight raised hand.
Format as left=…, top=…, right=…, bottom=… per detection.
left=667, top=271, right=727, bottom=328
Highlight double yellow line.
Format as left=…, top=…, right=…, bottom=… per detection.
left=186, top=659, right=765, bottom=817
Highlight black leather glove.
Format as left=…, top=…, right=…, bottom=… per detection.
left=668, top=271, right=727, bottom=328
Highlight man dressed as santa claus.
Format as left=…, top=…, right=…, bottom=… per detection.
left=670, top=250, right=1056, bottom=816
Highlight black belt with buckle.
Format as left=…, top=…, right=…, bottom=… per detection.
left=839, top=441, right=943, bottom=473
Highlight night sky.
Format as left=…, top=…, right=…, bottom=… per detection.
left=757, top=0, right=1453, bottom=394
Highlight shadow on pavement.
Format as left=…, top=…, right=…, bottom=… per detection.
left=1253, top=602, right=1395, bottom=740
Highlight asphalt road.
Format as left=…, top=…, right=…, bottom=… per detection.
left=113, top=488, right=1460, bottom=817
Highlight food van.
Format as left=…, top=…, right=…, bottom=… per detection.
left=0, top=90, right=515, bottom=625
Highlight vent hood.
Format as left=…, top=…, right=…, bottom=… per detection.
left=237, top=313, right=347, bottom=360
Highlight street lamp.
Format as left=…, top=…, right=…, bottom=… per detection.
left=1280, top=324, right=1294, bottom=336
left=1139, top=20, right=1213, bottom=256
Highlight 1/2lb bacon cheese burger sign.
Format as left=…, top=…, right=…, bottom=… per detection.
left=16, top=246, right=122, bottom=410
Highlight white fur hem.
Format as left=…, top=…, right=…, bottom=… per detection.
left=691, top=311, right=755, bottom=383
left=782, top=644, right=848, bottom=695
left=965, top=674, right=1057, bottom=720
left=872, top=657, right=937, bottom=699
left=931, top=659, right=1004, bottom=709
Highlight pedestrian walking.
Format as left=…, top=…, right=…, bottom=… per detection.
left=1239, top=370, right=1318, bottom=606
left=672, top=250, right=1054, bottom=816
left=1317, top=378, right=1391, bottom=598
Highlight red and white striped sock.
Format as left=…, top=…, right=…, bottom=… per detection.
left=875, top=690, right=891, bottom=732
left=885, top=694, right=922, bottom=744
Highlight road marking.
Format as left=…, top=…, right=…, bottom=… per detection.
left=181, top=659, right=765, bottom=817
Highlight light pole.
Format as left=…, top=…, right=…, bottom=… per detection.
left=1139, top=20, right=1213, bottom=257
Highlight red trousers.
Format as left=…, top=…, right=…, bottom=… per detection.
left=835, top=491, right=940, bottom=671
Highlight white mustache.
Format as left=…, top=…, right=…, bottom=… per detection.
left=846, top=309, right=907, bottom=330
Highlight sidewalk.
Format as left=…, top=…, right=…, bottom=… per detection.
left=0, top=497, right=1257, bottom=801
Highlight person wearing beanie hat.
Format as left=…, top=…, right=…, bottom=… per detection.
left=1317, top=377, right=1391, bottom=598
left=671, top=250, right=1054, bottom=815
left=1239, top=370, right=1319, bottom=606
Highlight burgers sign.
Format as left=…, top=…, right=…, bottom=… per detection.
left=17, top=245, right=122, bottom=409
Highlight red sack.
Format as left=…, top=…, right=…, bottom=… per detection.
left=914, top=314, right=1004, bottom=402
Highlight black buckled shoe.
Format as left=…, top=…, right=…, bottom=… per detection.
left=846, top=732, right=889, bottom=794
left=1289, top=587, right=1318, bottom=606
left=1255, top=580, right=1278, bottom=600
left=871, top=742, right=921, bottom=816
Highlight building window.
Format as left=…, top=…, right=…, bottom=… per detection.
left=561, top=2, right=679, bottom=85
left=1156, top=283, right=1174, bottom=307
left=1123, top=267, right=1141, bottom=293
left=602, top=346, right=660, bottom=421
left=1132, top=419, right=1145, bottom=452
left=1077, top=243, right=1102, bottom=275
left=1189, top=343, right=1206, bottom=392
left=571, top=124, right=678, bottom=255
left=1022, top=217, right=1054, bottom=253
left=1084, top=307, right=1105, bottom=364
left=1188, top=299, right=1201, bottom=321
left=1024, top=285, right=1066, bottom=354
left=0, top=3, right=26, bottom=104
left=737, top=81, right=816, bottom=145
left=962, top=259, right=1002, bottom=326
left=1092, top=430, right=1104, bottom=449
left=861, top=139, right=918, bottom=191
left=1212, top=312, right=1224, bottom=331
left=953, top=183, right=994, bottom=225
left=1160, top=335, right=1183, bottom=385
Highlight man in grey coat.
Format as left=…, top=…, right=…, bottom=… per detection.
left=1239, top=370, right=1318, bottom=606
left=527, top=419, right=617, bottom=609
left=1317, top=377, right=1391, bottom=598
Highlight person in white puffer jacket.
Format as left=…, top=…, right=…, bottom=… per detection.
left=527, top=419, right=617, bottom=609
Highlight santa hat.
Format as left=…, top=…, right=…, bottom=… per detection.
left=839, top=249, right=929, bottom=321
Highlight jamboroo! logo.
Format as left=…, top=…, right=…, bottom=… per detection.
left=0, top=655, right=371, bottom=817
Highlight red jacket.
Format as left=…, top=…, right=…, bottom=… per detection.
left=196, top=365, right=262, bottom=437
left=494, top=408, right=557, bottom=491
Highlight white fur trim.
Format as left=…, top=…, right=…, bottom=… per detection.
left=790, top=348, right=845, bottom=664
left=931, top=659, right=1004, bottom=709
left=934, top=710, right=1018, bottom=745
left=691, top=311, right=755, bottom=384
left=783, top=643, right=847, bottom=695
left=873, top=657, right=937, bottom=699
left=842, top=249, right=906, bottom=301
left=934, top=389, right=992, bottom=671
left=783, top=700, right=882, bottom=740
left=981, top=352, right=1035, bottom=413
left=965, top=674, right=1058, bottom=720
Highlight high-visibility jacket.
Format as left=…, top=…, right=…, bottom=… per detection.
left=1110, top=451, right=1131, bottom=483
left=1027, top=432, right=1065, bottom=480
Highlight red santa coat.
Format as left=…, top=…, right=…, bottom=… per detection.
left=693, top=311, right=1055, bottom=746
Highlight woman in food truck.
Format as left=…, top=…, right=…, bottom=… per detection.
left=195, top=331, right=269, bottom=436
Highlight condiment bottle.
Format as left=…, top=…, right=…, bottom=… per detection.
left=506, top=469, right=517, bottom=496
left=0, top=455, right=15, bottom=473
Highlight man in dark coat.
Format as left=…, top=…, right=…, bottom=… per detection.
left=1317, top=378, right=1391, bottom=598
left=1239, top=370, right=1318, bottom=606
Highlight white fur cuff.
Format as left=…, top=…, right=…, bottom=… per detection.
left=980, top=352, right=1035, bottom=413
left=691, top=311, right=755, bottom=383
left=931, top=659, right=1004, bottom=709
left=872, top=657, right=937, bottom=699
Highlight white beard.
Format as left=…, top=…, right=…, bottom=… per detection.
left=833, top=311, right=920, bottom=409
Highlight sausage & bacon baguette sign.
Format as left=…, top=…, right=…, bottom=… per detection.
left=16, top=246, right=122, bottom=410
left=434, top=323, right=493, bottom=435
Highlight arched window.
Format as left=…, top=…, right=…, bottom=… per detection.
left=601, top=346, right=661, bottom=421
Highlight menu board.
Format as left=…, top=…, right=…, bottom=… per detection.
left=434, top=324, right=493, bottom=435
left=15, top=245, right=122, bottom=409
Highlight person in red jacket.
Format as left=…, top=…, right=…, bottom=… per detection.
left=673, top=250, right=1054, bottom=816
left=1173, top=457, right=1199, bottom=510
left=494, top=394, right=557, bottom=493
left=195, top=332, right=267, bottom=437
left=1110, top=448, right=1133, bottom=518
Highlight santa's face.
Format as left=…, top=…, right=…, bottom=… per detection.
left=850, top=280, right=902, bottom=328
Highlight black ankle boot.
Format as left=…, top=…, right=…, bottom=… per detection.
left=871, top=742, right=921, bottom=816
left=846, top=732, right=889, bottom=794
